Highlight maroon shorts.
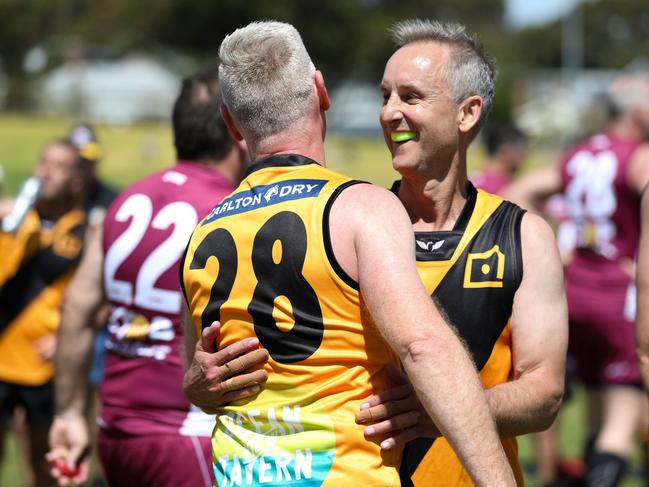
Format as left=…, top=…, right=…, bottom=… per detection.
left=98, top=429, right=213, bottom=487
left=566, top=266, right=640, bottom=386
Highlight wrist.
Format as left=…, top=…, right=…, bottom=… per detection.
left=54, top=410, right=85, bottom=421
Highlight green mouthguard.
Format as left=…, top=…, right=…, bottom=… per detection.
left=391, top=131, right=417, bottom=142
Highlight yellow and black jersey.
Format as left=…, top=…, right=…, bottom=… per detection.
left=0, top=208, right=85, bottom=385
left=396, top=181, right=526, bottom=487
left=182, top=154, right=401, bottom=486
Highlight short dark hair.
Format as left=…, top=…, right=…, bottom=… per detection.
left=172, top=67, right=233, bottom=162
left=483, top=121, right=527, bottom=157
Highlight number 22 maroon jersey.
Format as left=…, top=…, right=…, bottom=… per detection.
left=101, top=161, right=234, bottom=436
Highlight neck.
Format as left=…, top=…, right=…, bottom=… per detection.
left=36, top=198, right=76, bottom=222
left=608, top=116, right=645, bottom=142
left=196, top=145, right=246, bottom=186
left=398, top=149, right=469, bottom=232
left=250, top=116, right=327, bottom=165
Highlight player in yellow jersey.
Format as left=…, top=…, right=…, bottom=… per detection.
left=352, top=19, right=568, bottom=486
left=0, top=140, right=85, bottom=487
left=182, top=20, right=516, bottom=487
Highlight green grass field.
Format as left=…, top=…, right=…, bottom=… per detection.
left=0, top=114, right=644, bottom=486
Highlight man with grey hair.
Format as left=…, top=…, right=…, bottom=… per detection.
left=506, top=72, right=649, bottom=486
left=353, top=19, right=567, bottom=486
left=181, top=20, right=515, bottom=486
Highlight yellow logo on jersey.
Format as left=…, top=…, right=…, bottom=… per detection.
left=463, top=245, right=505, bottom=288
left=52, top=233, right=82, bottom=259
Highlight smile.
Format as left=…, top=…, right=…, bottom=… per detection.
left=390, top=131, right=417, bottom=142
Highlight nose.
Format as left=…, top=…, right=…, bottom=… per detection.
left=380, top=94, right=403, bottom=127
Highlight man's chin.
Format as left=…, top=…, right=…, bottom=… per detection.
left=391, top=155, right=416, bottom=172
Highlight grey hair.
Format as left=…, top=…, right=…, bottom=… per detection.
left=390, top=19, right=497, bottom=133
left=607, top=74, right=649, bottom=116
left=218, top=21, right=316, bottom=142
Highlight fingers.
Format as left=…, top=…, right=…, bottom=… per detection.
left=200, top=321, right=221, bottom=353
left=220, top=348, right=270, bottom=379
left=356, top=385, right=412, bottom=420
left=221, top=383, right=264, bottom=403
left=213, top=337, right=265, bottom=367
left=362, top=410, right=420, bottom=437
left=47, top=448, right=90, bottom=486
left=217, top=368, right=268, bottom=394
left=378, top=427, right=422, bottom=450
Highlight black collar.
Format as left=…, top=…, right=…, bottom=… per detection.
left=390, top=180, right=477, bottom=233
left=244, top=154, right=319, bottom=178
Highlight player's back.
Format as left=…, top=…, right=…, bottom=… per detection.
left=100, top=161, right=233, bottom=436
left=558, top=133, right=641, bottom=266
left=183, top=154, right=401, bottom=486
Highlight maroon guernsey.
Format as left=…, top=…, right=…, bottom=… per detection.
left=469, top=168, right=511, bottom=196
left=101, top=161, right=234, bottom=435
left=558, top=133, right=642, bottom=385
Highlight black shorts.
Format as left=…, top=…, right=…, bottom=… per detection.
left=0, top=380, right=54, bottom=426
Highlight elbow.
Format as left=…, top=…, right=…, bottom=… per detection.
left=404, top=338, right=438, bottom=366
left=540, top=386, right=563, bottom=431
left=531, top=381, right=563, bottom=432
left=637, top=344, right=649, bottom=369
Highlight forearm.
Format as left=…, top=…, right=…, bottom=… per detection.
left=638, top=347, right=649, bottom=394
left=485, top=372, right=563, bottom=438
left=54, top=288, right=104, bottom=415
left=636, top=306, right=649, bottom=393
left=402, top=336, right=513, bottom=487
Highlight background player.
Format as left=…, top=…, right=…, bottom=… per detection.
left=46, top=68, right=267, bottom=487
left=506, top=73, right=649, bottom=487
left=0, top=140, right=85, bottom=487
left=469, top=120, right=529, bottom=195
left=183, top=20, right=516, bottom=486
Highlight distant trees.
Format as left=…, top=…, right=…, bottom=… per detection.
left=1, top=0, right=647, bottom=110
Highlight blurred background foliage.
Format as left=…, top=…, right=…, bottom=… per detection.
left=1, top=0, right=649, bottom=115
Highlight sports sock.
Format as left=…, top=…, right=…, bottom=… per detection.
left=584, top=451, right=628, bottom=487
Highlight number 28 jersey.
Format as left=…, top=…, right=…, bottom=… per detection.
left=101, top=161, right=234, bottom=436
left=182, top=154, right=401, bottom=486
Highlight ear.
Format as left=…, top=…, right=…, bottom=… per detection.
left=457, top=95, right=483, bottom=135
left=314, top=70, right=331, bottom=112
left=221, top=106, right=244, bottom=142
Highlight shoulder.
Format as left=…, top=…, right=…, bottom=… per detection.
left=519, top=212, right=562, bottom=274
left=626, top=142, right=649, bottom=193
left=331, top=182, right=407, bottom=218
left=520, top=212, right=555, bottom=247
left=330, top=182, right=412, bottom=236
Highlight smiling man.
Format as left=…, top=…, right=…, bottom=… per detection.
left=354, top=20, right=568, bottom=486
left=181, top=20, right=516, bottom=487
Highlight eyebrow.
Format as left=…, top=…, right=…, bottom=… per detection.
left=380, top=82, right=423, bottom=92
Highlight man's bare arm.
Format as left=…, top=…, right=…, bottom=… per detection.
left=483, top=213, right=567, bottom=436
left=636, top=189, right=649, bottom=393
left=502, top=164, right=562, bottom=212
left=331, top=184, right=515, bottom=487
left=356, top=214, right=568, bottom=443
left=54, top=225, right=105, bottom=416
left=48, top=224, right=105, bottom=485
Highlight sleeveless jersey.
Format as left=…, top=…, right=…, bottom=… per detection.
left=101, top=161, right=233, bottom=436
left=0, top=208, right=85, bottom=385
left=182, top=154, right=402, bottom=487
left=558, top=133, right=641, bottom=263
left=396, top=182, right=526, bottom=487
